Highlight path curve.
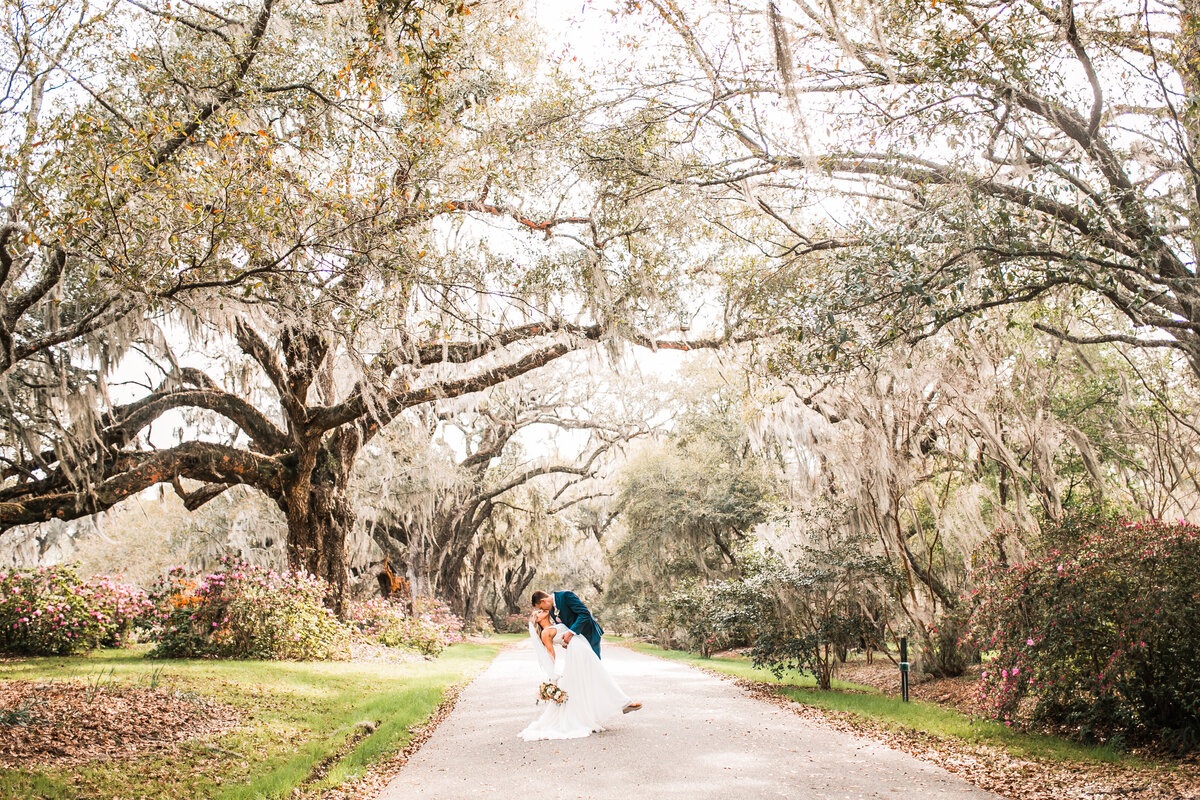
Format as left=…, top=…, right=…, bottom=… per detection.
left=380, top=641, right=1002, bottom=800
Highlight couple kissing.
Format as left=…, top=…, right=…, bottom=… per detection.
left=519, top=589, right=642, bottom=741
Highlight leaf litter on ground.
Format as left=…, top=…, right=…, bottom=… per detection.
left=0, top=678, right=242, bottom=767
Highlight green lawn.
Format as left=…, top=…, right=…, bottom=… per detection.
left=629, top=642, right=1141, bottom=768
left=627, top=643, right=872, bottom=691
left=0, top=641, right=504, bottom=800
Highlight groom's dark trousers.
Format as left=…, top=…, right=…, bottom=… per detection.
left=552, top=590, right=604, bottom=659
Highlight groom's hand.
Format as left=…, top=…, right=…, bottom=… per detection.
left=561, top=631, right=574, bottom=646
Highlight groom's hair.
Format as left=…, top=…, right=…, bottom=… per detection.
left=530, top=590, right=550, bottom=607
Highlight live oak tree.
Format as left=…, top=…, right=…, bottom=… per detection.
left=608, top=0, right=1200, bottom=379
left=607, top=374, right=778, bottom=611
left=0, top=0, right=733, bottom=612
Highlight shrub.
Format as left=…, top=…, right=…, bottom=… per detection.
left=489, top=614, right=532, bottom=638
left=661, top=578, right=748, bottom=657
left=493, top=612, right=532, bottom=635
left=0, top=565, right=108, bottom=655
left=346, top=596, right=464, bottom=658
left=415, top=597, right=465, bottom=646
left=146, top=557, right=350, bottom=660
left=967, top=514, right=1200, bottom=746
left=78, top=576, right=155, bottom=647
left=738, top=535, right=894, bottom=689
left=0, top=566, right=150, bottom=655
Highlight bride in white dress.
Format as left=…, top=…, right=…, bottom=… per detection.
left=519, top=610, right=632, bottom=741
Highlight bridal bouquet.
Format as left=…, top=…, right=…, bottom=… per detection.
left=538, top=681, right=567, bottom=705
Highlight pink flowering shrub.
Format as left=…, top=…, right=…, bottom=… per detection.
left=146, top=557, right=350, bottom=661
left=346, top=596, right=464, bottom=657
left=79, top=576, right=155, bottom=647
left=0, top=565, right=148, bottom=655
left=967, top=514, right=1200, bottom=746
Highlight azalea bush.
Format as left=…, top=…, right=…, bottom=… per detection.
left=967, top=514, right=1200, bottom=746
left=78, top=576, right=155, bottom=647
left=347, top=596, right=464, bottom=657
left=146, top=557, right=350, bottom=660
left=0, top=565, right=149, bottom=655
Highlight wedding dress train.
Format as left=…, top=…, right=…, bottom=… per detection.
left=519, top=623, right=631, bottom=741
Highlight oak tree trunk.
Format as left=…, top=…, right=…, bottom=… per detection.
left=281, top=430, right=360, bottom=616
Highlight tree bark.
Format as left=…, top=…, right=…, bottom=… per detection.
left=280, top=429, right=361, bottom=616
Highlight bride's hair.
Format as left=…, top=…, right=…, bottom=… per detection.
left=531, top=590, right=550, bottom=607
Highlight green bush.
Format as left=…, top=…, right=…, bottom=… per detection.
left=967, top=514, right=1200, bottom=746
left=493, top=612, right=529, bottom=634
left=146, top=557, right=350, bottom=660
left=658, top=533, right=893, bottom=687
left=661, top=578, right=753, bottom=657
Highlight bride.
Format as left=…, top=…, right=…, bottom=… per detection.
left=519, top=608, right=637, bottom=741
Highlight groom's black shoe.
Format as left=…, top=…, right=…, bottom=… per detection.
left=622, top=702, right=642, bottom=714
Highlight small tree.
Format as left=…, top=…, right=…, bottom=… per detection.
left=743, top=528, right=895, bottom=690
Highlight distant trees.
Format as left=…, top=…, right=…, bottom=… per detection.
left=604, top=315, right=1200, bottom=675
left=607, top=376, right=778, bottom=614
left=357, top=374, right=650, bottom=619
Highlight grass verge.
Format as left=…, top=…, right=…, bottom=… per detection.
left=0, top=641, right=502, bottom=800
left=628, top=642, right=1140, bottom=768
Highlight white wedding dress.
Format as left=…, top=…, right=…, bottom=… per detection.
left=519, top=623, right=631, bottom=741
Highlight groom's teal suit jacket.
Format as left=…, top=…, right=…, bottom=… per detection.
left=552, top=590, right=604, bottom=658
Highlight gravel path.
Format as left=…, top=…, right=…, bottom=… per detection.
left=379, top=641, right=1003, bottom=800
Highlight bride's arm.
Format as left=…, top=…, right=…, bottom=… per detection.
left=540, top=625, right=557, bottom=660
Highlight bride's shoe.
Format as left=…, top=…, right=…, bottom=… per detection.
left=622, top=702, right=642, bottom=714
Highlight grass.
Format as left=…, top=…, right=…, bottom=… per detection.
left=0, top=640, right=505, bottom=800
left=627, top=643, right=872, bottom=691
left=629, top=642, right=1144, bottom=768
